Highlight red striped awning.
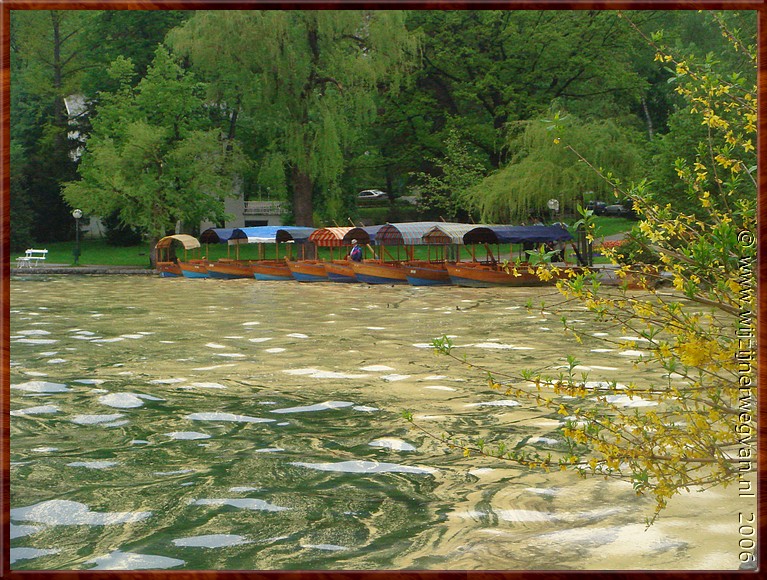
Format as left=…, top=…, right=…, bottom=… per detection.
left=308, top=227, right=355, bottom=247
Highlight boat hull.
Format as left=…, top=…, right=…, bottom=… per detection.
left=350, top=260, right=408, bottom=285
left=288, top=260, right=329, bottom=282
left=251, top=260, right=294, bottom=281
left=157, top=262, right=182, bottom=277
left=405, top=262, right=452, bottom=286
left=207, top=260, right=254, bottom=279
left=324, top=260, right=358, bottom=283
left=446, top=263, right=553, bottom=287
left=179, top=260, right=209, bottom=279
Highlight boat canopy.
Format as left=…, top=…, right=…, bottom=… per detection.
left=230, top=226, right=316, bottom=244
left=155, top=234, right=201, bottom=250
left=343, top=225, right=381, bottom=245
left=422, top=223, right=486, bottom=245
left=463, top=225, right=573, bottom=245
left=309, top=227, right=355, bottom=247
left=376, top=222, right=448, bottom=246
left=200, top=228, right=237, bottom=244
left=493, top=225, right=572, bottom=244
left=278, top=227, right=316, bottom=243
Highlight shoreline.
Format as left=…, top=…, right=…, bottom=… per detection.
left=11, top=265, right=158, bottom=275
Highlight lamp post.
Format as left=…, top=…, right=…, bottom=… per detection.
left=546, top=198, right=560, bottom=224
left=72, top=209, right=83, bottom=265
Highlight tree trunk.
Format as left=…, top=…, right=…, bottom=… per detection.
left=291, top=166, right=314, bottom=226
left=148, top=236, right=159, bottom=269
left=641, top=96, right=654, bottom=140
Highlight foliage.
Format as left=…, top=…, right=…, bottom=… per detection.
left=610, top=225, right=661, bottom=266
left=61, top=47, right=249, bottom=263
left=416, top=11, right=756, bottom=524
left=411, top=127, right=487, bottom=221
left=102, top=209, right=144, bottom=247
left=169, top=10, right=419, bottom=226
left=10, top=140, right=34, bottom=250
left=468, top=115, right=648, bottom=223
left=79, top=10, right=189, bottom=96
left=10, top=10, right=93, bottom=241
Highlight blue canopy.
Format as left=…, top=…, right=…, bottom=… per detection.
left=494, top=225, right=573, bottom=243
left=200, top=228, right=237, bottom=244
left=230, top=226, right=316, bottom=244
left=276, top=227, right=316, bottom=243
left=464, top=225, right=573, bottom=245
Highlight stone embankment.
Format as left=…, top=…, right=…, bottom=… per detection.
left=11, top=264, right=158, bottom=275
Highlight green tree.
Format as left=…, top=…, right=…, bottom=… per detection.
left=79, top=10, right=189, bottom=96
left=388, top=11, right=648, bottom=176
left=62, top=47, right=248, bottom=265
left=10, top=139, right=34, bottom=250
left=411, top=126, right=487, bottom=221
left=169, top=10, right=418, bottom=226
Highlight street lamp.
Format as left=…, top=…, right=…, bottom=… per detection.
left=72, top=209, right=83, bottom=265
left=546, top=198, right=560, bottom=224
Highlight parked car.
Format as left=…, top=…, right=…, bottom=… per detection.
left=604, top=201, right=636, bottom=218
left=357, top=189, right=387, bottom=199
left=585, top=200, right=607, bottom=215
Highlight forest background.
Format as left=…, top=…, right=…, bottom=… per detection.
left=9, top=9, right=756, bottom=256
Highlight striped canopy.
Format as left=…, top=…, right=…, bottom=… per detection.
left=375, top=222, right=447, bottom=246
left=309, top=227, right=355, bottom=247
left=422, top=224, right=486, bottom=245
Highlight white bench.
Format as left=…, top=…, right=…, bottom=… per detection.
left=16, top=249, right=48, bottom=268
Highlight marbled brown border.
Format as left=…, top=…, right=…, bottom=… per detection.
left=1, top=1, right=764, bottom=578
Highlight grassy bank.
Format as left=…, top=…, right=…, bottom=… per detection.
left=12, top=239, right=153, bottom=267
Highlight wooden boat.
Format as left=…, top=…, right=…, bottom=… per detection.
left=406, top=223, right=484, bottom=286
left=200, top=228, right=252, bottom=279
left=251, top=260, right=294, bottom=281
left=229, top=226, right=317, bottom=281
left=207, top=259, right=254, bottom=279
left=288, top=226, right=380, bottom=283
left=178, top=259, right=210, bottom=279
left=324, top=260, right=358, bottom=283
left=287, top=260, right=328, bottom=282
left=424, top=223, right=581, bottom=287
left=157, top=262, right=183, bottom=277
left=287, top=226, right=354, bottom=282
left=404, top=261, right=452, bottom=286
left=351, top=222, right=447, bottom=285
left=350, top=259, right=408, bottom=284
left=155, top=234, right=205, bottom=278
left=446, top=262, right=580, bottom=287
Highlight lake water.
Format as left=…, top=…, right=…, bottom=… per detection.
left=9, top=275, right=750, bottom=570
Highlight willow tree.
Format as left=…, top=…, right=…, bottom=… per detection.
left=467, top=115, right=648, bottom=223
left=169, top=10, right=418, bottom=225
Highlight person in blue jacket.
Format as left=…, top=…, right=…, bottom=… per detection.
left=348, top=239, right=363, bottom=262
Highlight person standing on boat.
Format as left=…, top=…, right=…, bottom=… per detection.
left=348, top=239, right=363, bottom=262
